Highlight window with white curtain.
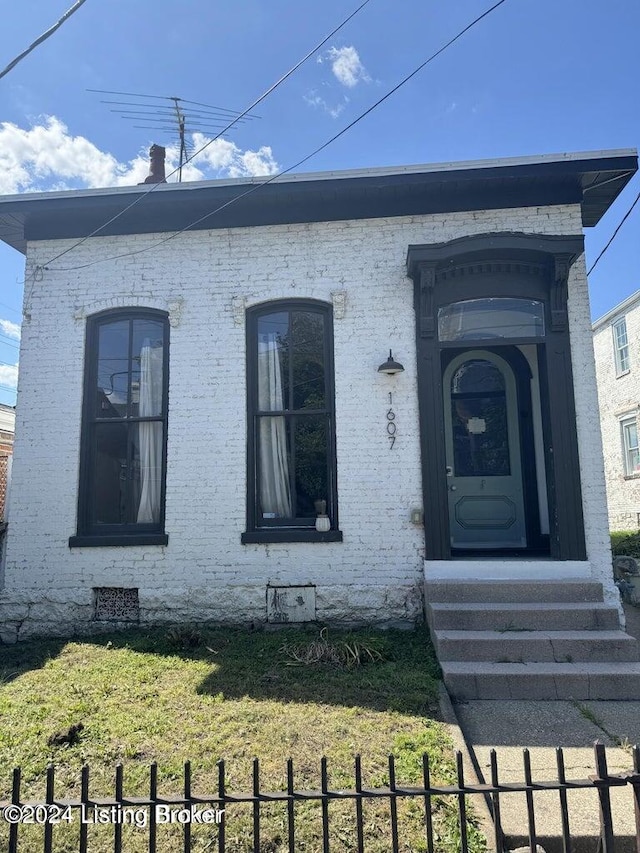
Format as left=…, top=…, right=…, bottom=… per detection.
left=70, top=308, right=169, bottom=547
left=243, top=300, right=341, bottom=543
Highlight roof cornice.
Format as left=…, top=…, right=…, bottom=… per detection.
left=0, top=149, right=636, bottom=255
left=593, top=289, right=640, bottom=331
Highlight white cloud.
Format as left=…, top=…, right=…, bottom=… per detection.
left=0, top=362, right=19, bottom=390
left=303, top=89, right=349, bottom=118
left=325, top=46, right=370, bottom=88
left=190, top=135, right=278, bottom=179
left=303, top=91, right=349, bottom=119
left=0, top=117, right=280, bottom=195
left=0, top=319, right=21, bottom=340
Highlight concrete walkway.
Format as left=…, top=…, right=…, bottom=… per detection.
left=450, top=603, right=640, bottom=852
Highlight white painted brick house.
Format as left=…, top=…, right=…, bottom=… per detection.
left=2, top=148, right=640, bottom=699
left=594, top=291, right=640, bottom=530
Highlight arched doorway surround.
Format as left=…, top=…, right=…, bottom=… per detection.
left=406, top=233, right=586, bottom=560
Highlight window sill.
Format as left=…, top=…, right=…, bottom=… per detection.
left=616, top=369, right=631, bottom=379
left=242, top=529, right=343, bottom=544
left=623, top=474, right=640, bottom=481
left=69, top=533, right=169, bottom=548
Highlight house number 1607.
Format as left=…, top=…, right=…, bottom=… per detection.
left=387, top=392, right=396, bottom=449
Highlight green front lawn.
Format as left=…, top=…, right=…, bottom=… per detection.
left=0, top=624, right=486, bottom=852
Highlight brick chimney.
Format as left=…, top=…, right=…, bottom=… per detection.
left=139, top=144, right=166, bottom=184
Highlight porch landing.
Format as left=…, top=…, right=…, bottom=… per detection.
left=425, top=578, right=640, bottom=700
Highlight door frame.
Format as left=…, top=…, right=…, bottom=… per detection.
left=406, top=232, right=586, bottom=561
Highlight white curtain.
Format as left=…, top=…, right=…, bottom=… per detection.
left=258, top=334, right=292, bottom=518
left=137, top=340, right=163, bottom=524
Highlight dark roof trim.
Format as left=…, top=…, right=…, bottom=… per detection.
left=0, top=151, right=636, bottom=255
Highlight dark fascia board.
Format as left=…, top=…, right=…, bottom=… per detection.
left=0, top=151, right=636, bottom=255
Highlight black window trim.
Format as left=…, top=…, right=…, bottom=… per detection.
left=69, top=307, right=170, bottom=548
left=242, top=298, right=342, bottom=544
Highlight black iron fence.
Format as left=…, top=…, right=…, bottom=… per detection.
left=2, top=741, right=639, bottom=853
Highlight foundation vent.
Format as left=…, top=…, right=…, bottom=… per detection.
left=93, top=587, right=140, bottom=622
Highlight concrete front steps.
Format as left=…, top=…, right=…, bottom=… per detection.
left=425, top=579, right=640, bottom=700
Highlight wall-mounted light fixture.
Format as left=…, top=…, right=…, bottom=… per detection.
left=377, top=349, right=405, bottom=375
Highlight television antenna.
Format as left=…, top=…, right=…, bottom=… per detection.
left=88, top=89, right=261, bottom=182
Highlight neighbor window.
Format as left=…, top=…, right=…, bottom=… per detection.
left=243, top=300, right=341, bottom=543
left=621, top=416, right=640, bottom=477
left=613, top=317, right=630, bottom=375
left=69, top=309, right=169, bottom=547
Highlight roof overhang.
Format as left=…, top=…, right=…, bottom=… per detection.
left=593, top=289, right=640, bottom=331
left=0, top=149, right=636, bottom=255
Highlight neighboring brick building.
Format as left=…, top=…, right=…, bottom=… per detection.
left=0, top=402, right=15, bottom=521
left=593, top=291, right=640, bottom=530
left=1, top=148, right=640, bottom=699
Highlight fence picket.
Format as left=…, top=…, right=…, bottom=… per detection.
left=523, top=748, right=538, bottom=852
left=354, top=754, right=364, bottom=853
left=43, top=764, right=54, bottom=853
left=595, top=740, right=616, bottom=853
left=217, top=759, right=225, bottom=853
left=286, top=757, right=295, bottom=853
left=252, top=757, right=260, bottom=853
left=490, top=749, right=504, bottom=853
left=320, top=756, right=330, bottom=853
left=1, top=746, right=638, bottom=852
left=148, top=762, right=157, bottom=853
left=632, top=746, right=640, bottom=853
left=114, top=762, right=123, bottom=853
left=8, top=766, right=20, bottom=853
left=183, top=761, right=191, bottom=853
left=422, top=753, right=435, bottom=853
left=79, top=765, right=89, bottom=853
left=456, top=751, right=469, bottom=853
left=556, top=747, right=572, bottom=853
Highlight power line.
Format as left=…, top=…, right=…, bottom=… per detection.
left=0, top=0, right=89, bottom=82
left=41, top=0, right=374, bottom=269
left=587, top=187, right=640, bottom=276
left=47, top=0, right=509, bottom=273
left=0, top=335, right=20, bottom=349
left=0, top=300, right=22, bottom=317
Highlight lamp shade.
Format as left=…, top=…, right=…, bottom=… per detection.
left=377, top=350, right=404, bottom=375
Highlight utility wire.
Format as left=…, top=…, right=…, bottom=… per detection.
left=41, top=0, right=374, bottom=269
left=46, top=0, right=509, bottom=273
left=0, top=335, right=20, bottom=349
left=0, top=0, right=89, bottom=82
left=0, top=300, right=22, bottom=317
left=587, top=187, right=640, bottom=276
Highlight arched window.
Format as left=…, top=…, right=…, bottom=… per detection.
left=243, top=300, right=341, bottom=543
left=438, top=298, right=545, bottom=341
left=70, top=308, right=169, bottom=547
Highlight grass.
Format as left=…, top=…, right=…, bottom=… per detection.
left=573, top=701, right=633, bottom=754
left=0, top=624, right=487, bottom=853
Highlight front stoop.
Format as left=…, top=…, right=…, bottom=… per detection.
left=425, top=579, right=640, bottom=700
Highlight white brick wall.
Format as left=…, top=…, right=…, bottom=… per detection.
left=594, top=297, right=640, bottom=530
left=0, top=202, right=617, bottom=638
left=566, top=255, right=618, bottom=606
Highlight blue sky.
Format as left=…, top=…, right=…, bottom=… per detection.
left=0, top=0, right=638, bottom=406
